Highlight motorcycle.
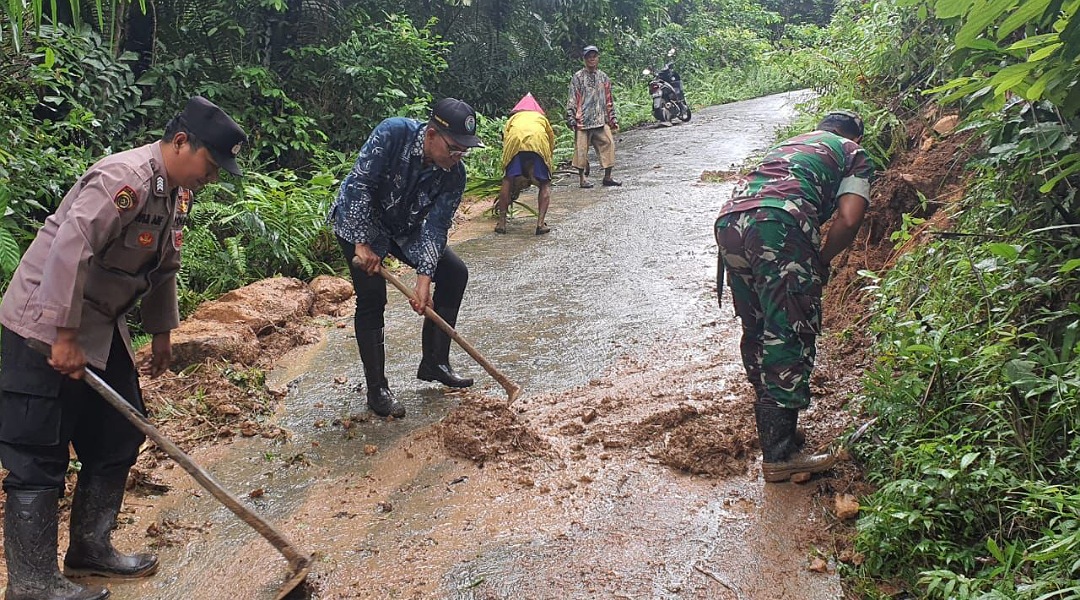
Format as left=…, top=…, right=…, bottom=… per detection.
left=643, top=49, right=691, bottom=125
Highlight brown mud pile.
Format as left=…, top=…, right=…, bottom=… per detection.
left=438, top=395, right=550, bottom=463
left=439, top=364, right=758, bottom=478
left=137, top=275, right=352, bottom=449
left=656, top=409, right=758, bottom=477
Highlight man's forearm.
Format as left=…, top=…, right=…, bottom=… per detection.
left=820, top=223, right=860, bottom=266
left=821, top=194, right=868, bottom=266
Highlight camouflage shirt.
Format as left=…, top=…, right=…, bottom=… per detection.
left=716, top=130, right=874, bottom=245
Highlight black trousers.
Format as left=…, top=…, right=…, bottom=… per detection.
left=337, top=235, right=468, bottom=331
left=0, top=326, right=146, bottom=492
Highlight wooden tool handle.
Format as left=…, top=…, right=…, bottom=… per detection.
left=350, top=256, right=522, bottom=402
left=26, top=339, right=312, bottom=571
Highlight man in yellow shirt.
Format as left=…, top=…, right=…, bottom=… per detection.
left=495, top=93, right=556, bottom=235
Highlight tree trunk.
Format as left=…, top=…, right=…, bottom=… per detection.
left=123, top=1, right=155, bottom=76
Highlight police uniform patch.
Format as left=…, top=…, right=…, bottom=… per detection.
left=137, top=232, right=155, bottom=247
left=177, top=188, right=192, bottom=214
left=113, top=186, right=138, bottom=212
left=155, top=176, right=165, bottom=195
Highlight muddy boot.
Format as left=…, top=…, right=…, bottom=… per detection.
left=755, top=403, right=836, bottom=483
left=417, top=317, right=473, bottom=388
left=356, top=328, right=405, bottom=418
left=4, top=488, right=110, bottom=600
left=64, top=473, right=159, bottom=579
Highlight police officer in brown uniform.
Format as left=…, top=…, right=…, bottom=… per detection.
left=0, top=96, right=246, bottom=600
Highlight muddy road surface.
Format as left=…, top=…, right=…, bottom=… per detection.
left=82, top=90, right=861, bottom=600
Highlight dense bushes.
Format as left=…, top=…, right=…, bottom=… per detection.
left=802, top=0, right=1080, bottom=597
left=0, top=24, right=160, bottom=282
left=853, top=113, right=1080, bottom=596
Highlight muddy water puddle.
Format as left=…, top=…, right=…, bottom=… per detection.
left=100, top=90, right=845, bottom=600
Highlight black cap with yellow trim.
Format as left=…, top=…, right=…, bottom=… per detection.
left=429, top=98, right=484, bottom=148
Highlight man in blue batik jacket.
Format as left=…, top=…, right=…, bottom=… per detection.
left=328, top=98, right=484, bottom=418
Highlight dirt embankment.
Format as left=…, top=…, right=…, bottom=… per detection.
left=824, top=109, right=975, bottom=334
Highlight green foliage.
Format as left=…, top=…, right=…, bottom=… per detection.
left=793, top=1, right=1080, bottom=597
left=0, top=24, right=159, bottom=288
left=213, top=65, right=328, bottom=167
left=802, top=0, right=953, bottom=108
left=845, top=25, right=1080, bottom=600
left=761, top=0, right=838, bottom=27
left=925, top=0, right=1079, bottom=115
left=0, top=186, right=25, bottom=284
left=178, top=153, right=348, bottom=303
left=922, top=0, right=1080, bottom=202
left=462, top=113, right=512, bottom=197
left=286, top=11, right=449, bottom=150
left=26, top=25, right=160, bottom=145
left=889, top=212, right=927, bottom=247
left=853, top=216, right=1080, bottom=596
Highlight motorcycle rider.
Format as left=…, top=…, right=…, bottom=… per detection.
left=657, top=62, right=683, bottom=102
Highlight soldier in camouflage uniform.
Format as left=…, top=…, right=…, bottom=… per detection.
left=714, top=110, right=874, bottom=483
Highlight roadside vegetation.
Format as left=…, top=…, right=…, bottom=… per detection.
left=801, top=1, right=1080, bottom=598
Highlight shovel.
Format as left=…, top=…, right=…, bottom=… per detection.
left=27, top=340, right=312, bottom=600
left=351, top=258, right=522, bottom=403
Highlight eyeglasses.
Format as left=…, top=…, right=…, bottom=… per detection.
left=438, top=132, right=471, bottom=158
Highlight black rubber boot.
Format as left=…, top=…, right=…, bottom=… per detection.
left=417, top=317, right=473, bottom=389
left=4, top=488, right=110, bottom=600
left=754, top=403, right=836, bottom=483
left=64, top=473, right=158, bottom=579
left=356, top=328, right=405, bottom=418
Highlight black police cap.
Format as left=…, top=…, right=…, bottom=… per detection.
left=180, top=96, right=248, bottom=176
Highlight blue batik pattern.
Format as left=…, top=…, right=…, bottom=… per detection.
left=328, top=117, right=466, bottom=277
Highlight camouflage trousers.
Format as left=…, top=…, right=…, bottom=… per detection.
left=715, top=208, right=825, bottom=409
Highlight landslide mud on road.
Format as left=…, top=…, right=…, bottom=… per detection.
left=4, top=91, right=891, bottom=600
